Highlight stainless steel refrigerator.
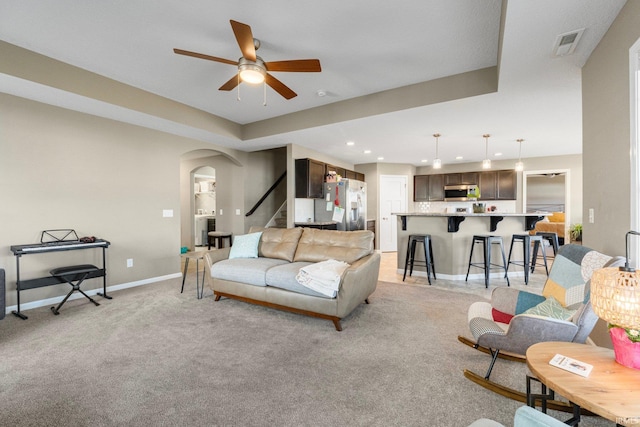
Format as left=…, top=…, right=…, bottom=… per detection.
left=315, top=179, right=367, bottom=231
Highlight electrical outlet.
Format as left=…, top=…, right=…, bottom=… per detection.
left=588, top=208, right=594, bottom=223
left=235, top=209, right=241, bottom=215
left=127, top=258, right=133, bottom=268
left=162, top=209, right=173, bottom=217
left=219, top=209, right=223, bottom=215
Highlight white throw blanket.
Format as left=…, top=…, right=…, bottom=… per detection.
left=295, top=259, right=350, bottom=298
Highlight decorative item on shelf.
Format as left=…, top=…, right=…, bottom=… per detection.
left=482, top=134, right=491, bottom=169
left=326, top=171, right=337, bottom=183
left=570, top=223, right=582, bottom=241
left=472, top=203, right=486, bottom=213
left=591, top=230, right=640, bottom=369
left=468, top=187, right=481, bottom=200
left=432, top=133, right=442, bottom=169
left=515, top=139, right=524, bottom=171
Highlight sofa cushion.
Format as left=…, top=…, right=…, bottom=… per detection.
left=265, top=262, right=334, bottom=299
left=210, top=257, right=288, bottom=287
left=255, top=227, right=303, bottom=262
left=228, top=232, right=262, bottom=259
left=293, top=229, right=373, bottom=264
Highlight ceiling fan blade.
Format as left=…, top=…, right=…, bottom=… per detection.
left=265, top=59, right=321, bottom=72
left=230, top=20, right=256, bottom=61
left=219, top=74, right=240, bottom=91
left=173, top=48, right=238, bottom=66
left=265, top=73, right=297, bottom=99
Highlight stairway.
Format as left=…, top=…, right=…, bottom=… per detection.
left=266, top=201, right=288, bottom=228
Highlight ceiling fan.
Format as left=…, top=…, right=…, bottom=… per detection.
left=174, top=19, right=321, bottom=100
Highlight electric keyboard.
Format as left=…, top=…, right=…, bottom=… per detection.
left=11, top=239, right=110, bottom=255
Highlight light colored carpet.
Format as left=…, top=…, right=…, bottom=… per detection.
left=0, top=278, right=612, bottom=426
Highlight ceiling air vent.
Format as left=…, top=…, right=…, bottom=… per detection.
left=553, top=28, right=585, bottom=57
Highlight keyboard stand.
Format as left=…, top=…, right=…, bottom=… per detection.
left=50, top=265, right=101, bottom=315
left=10, top=238, right=110, bottom=319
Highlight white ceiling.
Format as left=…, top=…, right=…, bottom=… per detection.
left=0, top=0, right=627, bottom=166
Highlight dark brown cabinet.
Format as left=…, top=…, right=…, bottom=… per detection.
left=298, top=159, right=365, bottom=199
left=478, top=170, right=516, bottom=200
left=496, top=170, right=516, bottom=200
left=414, top=174, right=444, bottom=201
left=444, top=172, right=479, bottom=185
left=325, top=164, right=346, bottom=179
left=295, top=158, right=326, bottom=198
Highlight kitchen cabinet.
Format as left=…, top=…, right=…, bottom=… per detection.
left=327, top=164, right=364, bottom=182
left=496, top=170, right=516, bottom=200
left=444, top=172, right=478, bottom=185
left=325, top=164, right=346, bottom=179
left=478, top=170, right=516, bottom=200
left=295, top=158, right=326, bottom=198
left=414, top=174, right=444, bottom=201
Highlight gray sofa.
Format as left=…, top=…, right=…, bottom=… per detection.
left=204, top=227, right=380, bottom=330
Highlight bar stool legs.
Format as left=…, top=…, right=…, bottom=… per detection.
left=507, top=234, right=549, bottom=285
left=465, top=235, right=509, bottom=288
left=403, top=234, right=436, bottom=285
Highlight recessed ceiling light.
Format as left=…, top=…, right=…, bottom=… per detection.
left=421, top=159, right=428, bottom=163
left=363, top=150, right=371, bottom=154
left=377, top=156, right=384, bottom=161
left=495, top=152, right=503, bottom=157
left=346, top=141, right=355, bottom=146
left=316, top=90, right=327, bottom=97
left=456, top=156, right=463, bottom=160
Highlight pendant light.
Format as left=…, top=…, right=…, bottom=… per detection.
left=432, top=133, right=442, bottom=169
left=515, top=139, right=524, bottom=171
left=482, top=134, right=491, bottom=169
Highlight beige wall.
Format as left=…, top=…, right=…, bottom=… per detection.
left=582, top=1, right=640, bottom=347
left=583, top=0, right=640, bottom=255
left=0, top=93, right=250, bottom=309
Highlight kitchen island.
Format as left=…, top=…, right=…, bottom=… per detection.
left=393, top=212, right=547, bottom=280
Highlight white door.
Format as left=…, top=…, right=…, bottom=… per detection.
left=379, top=175, right=407, bottom=252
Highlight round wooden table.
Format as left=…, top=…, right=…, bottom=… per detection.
left=526, top=342, right=640, bottom=426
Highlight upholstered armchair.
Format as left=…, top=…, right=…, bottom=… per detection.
left=461, top=244, right=625, bottom=383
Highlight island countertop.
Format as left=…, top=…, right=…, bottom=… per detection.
left=392, top=212, right=548, bottom=232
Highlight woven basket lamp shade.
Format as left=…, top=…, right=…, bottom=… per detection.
left=591, top=266, right=640, bottom=369
left=591, top=268, right=640, bottom=330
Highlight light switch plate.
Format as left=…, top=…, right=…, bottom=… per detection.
left=162, top=209, right=173, bottom=217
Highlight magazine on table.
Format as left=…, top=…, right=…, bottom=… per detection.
left=549, top=354, right=593, bottom=377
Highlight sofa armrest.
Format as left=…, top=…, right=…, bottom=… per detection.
left=335, top=252, right=380, bottom=318
left=204, top=248, right=231, bottom=288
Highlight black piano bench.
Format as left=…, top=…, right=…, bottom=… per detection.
left=49, top=264, right=100, bottom=315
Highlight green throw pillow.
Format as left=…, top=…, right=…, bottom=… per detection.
left=523, top=296, right=577, bottom=321
left=228, top=232, right=262, bottom=259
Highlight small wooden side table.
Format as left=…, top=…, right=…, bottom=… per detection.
left=526, top=341, right=640, bottom=427
left=181, top=252, right=206, bottom=299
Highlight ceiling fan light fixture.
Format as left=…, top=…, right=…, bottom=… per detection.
left=238, top=57, right=266, bottom=84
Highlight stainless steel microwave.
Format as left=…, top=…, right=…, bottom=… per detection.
left=444, top=184, right=479, bottom=201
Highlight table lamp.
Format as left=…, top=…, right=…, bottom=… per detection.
left=591, top=231, right=640, bottom=369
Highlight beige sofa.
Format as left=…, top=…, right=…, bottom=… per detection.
left=204, top=227, right=380, bottom=330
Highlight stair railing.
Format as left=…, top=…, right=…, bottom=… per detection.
left=245, top=171, right=286, bottom=217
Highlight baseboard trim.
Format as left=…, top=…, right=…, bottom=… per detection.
left=4, top=272, right=182, bottom=315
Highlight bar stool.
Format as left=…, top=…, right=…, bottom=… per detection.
left=402, top=234, right=436, bottom=284
left=507, top=234, right=549, bottom=285
left=207, top=231, right=233, bottom=250
left=465, top=235, right=510, bottom=288
left=531, top=231, right=559, bottom=270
